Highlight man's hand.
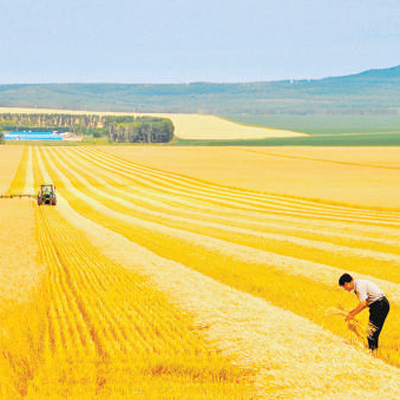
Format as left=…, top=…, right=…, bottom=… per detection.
left=345, top=300, right=367, bottom=322
left=345, top=313, right=355, bottom=322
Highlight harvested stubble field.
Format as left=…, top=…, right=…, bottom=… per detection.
left=1, top=144, right=400, bottom=399
left=0, top=146, right=24, bottom=194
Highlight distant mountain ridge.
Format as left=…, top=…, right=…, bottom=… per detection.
left=1, top=65, right=400, bottom=114
left=344, top=65, right=400, bottom=80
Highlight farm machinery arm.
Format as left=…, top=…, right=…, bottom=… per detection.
left=1, top=184, right=57, bottom=206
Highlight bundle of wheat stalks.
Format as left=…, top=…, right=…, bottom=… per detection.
left=326, top=306, right=376, bottom=346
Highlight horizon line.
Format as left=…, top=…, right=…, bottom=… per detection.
left=1, top=64, right=398, bottom=87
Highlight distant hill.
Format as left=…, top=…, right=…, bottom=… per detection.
left=1, top=66, right=400, bottom=114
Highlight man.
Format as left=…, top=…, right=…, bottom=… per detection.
left=339, top=273, right=390, bottom=350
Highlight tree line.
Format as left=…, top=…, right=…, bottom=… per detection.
left=104, top=116, right=174, bottom=143
left=0, top=113, right=174, bottom=143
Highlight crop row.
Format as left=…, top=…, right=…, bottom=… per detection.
left=0, top=147, right=251, bottom=399
left=37, top=146, right=400, bottom=370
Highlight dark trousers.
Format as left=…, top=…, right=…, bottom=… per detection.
left=368, top=297, right=390, bottom=350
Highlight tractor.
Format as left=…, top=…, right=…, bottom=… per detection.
left=37, top=184, right=57, bottom=206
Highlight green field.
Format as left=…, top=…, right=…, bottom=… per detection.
left=222, top=114, right=400, bottom=135
left=173, top=133, right=400, bottom=146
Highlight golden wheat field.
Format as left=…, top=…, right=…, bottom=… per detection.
left=1, top=144, right=400, bottom=399
left=148, top=114, right=306, bottom=139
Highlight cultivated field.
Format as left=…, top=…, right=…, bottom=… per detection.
left=0, top=107, right=305, bottom=140
left=154, top=114, right=306, bottom=140
left=103, top=146, right=400, bottom=209
left=1, top=145, right=400, bottom=398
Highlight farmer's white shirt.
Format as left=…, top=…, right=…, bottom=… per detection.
left=354, top=279, right=384, bottom=306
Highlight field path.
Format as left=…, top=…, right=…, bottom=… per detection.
left=23, top=147, right=35, bottom=194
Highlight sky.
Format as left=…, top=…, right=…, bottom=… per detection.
left=1, top=0, right=400, bottom=84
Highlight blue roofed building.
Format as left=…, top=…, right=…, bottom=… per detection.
left=4, top=131, right=63, bottom=141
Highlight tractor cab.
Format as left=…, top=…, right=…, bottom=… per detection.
left=38, top=184, right=57, bottom=206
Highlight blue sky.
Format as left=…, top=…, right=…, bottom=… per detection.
left=1, top=0, right=400, bottom=84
